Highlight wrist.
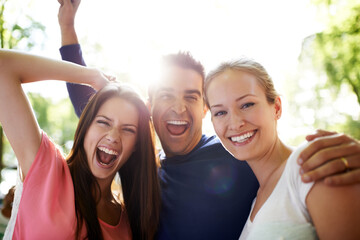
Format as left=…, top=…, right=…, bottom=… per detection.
left=84, top=67, right=101, bottom=88
left=60, top=27, right=79, bottom=46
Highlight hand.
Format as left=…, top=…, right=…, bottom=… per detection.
left=58, top=0, right=81, bottom=46
left=58, top=0, right=81, bottom=29
left=298, top=130, right=360, bottom=186
left=89, top=68, right=116, bottom=91
left=305, top=129, right=338, bottom=141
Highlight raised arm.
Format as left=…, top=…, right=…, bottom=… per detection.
left=0, top=50, right=108, bottom=179
left=58, top=0, right=95, bottom=117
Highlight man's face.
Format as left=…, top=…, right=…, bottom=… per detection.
left=150, top=65, right=206, bottom=157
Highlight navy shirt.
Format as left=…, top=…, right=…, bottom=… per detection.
left=60, top=44, right=259, bottom=240
left=157, top=135, right=258, bottom=240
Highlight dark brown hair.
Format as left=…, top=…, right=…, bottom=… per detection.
left=67, top=83, right=161, bottom=240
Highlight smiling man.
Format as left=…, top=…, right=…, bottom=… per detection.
left=57, top=0, right=360, bottom=239
left=145, top=53, right=259, bottom=239
left=149, top=59, right=206, bottom=157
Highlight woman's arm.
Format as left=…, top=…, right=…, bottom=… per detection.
left=306, top=179, right=360, bottom=239
left=0, top=49, right=108, bottom=179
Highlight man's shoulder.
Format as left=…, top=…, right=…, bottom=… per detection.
left=198, top=134, right=222, bottom=148
left=191, top=134, right=233, bottom=159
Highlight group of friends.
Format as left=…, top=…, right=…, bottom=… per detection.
left=0, top=0, right=359, bottom=239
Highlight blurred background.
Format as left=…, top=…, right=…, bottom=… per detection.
left=0, top=0, right=359, bottom=198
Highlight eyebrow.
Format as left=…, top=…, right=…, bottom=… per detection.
left=210, top=94, right=256, bottom=109
left=185, top=89, right=202, bottom=97
left=95, top=115, right=138, bottom=128
left=96, top=115, right=112, bottom=121
left=158, top=88, right=202, bottom=97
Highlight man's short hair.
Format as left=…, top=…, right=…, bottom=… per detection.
left=148, top=51, right=205, bottom=102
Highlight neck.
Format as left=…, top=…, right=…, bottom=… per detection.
left=94, top=177, right=115, bottom=203
left=247, top=137, right=292, bottom=188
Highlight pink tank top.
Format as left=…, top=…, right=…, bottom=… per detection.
left=13, top=132, right=131, bottom=239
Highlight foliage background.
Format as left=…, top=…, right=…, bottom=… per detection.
left=0, top=0, right=359, bottom=194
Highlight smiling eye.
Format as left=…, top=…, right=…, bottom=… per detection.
left=123, top=127, right=136, bottom=134
left=241, top=102, right=255, bottom=109
left=159, top=93, right=173, bottom=100
left=185, top=95, right=198, bottom=101
left=213, top=110, right=227, bottom=117
left=97, top=120, right=110, bottom=126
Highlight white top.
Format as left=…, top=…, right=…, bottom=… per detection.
left=3, top=167, right=22, bottom=240
left=239, top=142, right=318, bottom=240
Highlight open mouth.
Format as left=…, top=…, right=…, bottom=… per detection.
left=96, top=146, right=119, bottom=167
left=166, top=120, right=189, bottom=136
left=229, top=130, right=257, bottom=143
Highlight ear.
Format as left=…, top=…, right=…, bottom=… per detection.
left=146, top=99, right=152, bottom=115
left=274, top=96, right=282, bottom=120
left=202, top=104, right=208, bottom=119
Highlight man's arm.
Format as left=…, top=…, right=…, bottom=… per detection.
left=58, top=0, right=95, bottom=117
left=299, top=129, right=360, bottom=185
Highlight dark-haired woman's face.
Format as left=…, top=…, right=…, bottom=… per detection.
left=84, top=97, right=139, bottom=182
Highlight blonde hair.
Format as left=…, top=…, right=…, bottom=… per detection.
left=204, top=57, right=279, bottom=107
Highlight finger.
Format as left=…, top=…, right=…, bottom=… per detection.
left=298, top=133, right=352, bottom=165
left=301, top=157, right=349, bottom=183
left=346, top=152, right=360, bottom=169
left=305, top=129, right=337, bottom=141
left=301, top=140, right=359, bottom=172
left=324, top=169, right=360, bottom=186
left=106, top=75, right=117, bottom=82
left=58, top=0, right=64, bottom=5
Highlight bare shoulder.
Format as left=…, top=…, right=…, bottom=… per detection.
left=306, top=179, right=360, bottom=239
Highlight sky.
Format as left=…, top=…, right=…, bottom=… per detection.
left=20, top=0, right=323, bottom=93
left=15, top=0, right=325, bottom=137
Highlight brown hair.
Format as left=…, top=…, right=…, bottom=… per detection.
left=148, top=51, right=205, bottom=102
left=67, top=83, right=161, bottom=240
left=205, top=57, right=279, bottom=107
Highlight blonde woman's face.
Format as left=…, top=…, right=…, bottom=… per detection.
left=206, top=69, right=281, bottom=161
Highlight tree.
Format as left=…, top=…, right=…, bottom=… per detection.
left=296, top=0, right=360, bottom=140
left=27, top=93, right=78, bottom=154
left=301, top=0, right=360, bottom=105
left=310, top=0, right=360, bottom=104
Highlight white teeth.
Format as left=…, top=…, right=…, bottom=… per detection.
left=98, top=161, right=109, bottom=166
left=167, top=120, right=187, bottom=125
left=98, top=146, right=118, bottom=156
left=231, top=131, right=255, bottom=143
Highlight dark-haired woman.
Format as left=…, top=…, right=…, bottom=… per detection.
left=0, top=50, right=160, bottom=240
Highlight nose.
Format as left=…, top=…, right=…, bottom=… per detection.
left=171, top=99, right=186, bottom=114
left=106, top=128, right=121, bottom=143
left=228, top=110, right=245, bottom=131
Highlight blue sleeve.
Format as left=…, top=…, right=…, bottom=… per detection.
left=59, top=44, right=96, bottom=118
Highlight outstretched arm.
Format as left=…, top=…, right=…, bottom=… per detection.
left=0, top=50, right=108, bottom=179
left=299, top=129, right=360, bottom=185
left=58, top=0, right=95, bottom=117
